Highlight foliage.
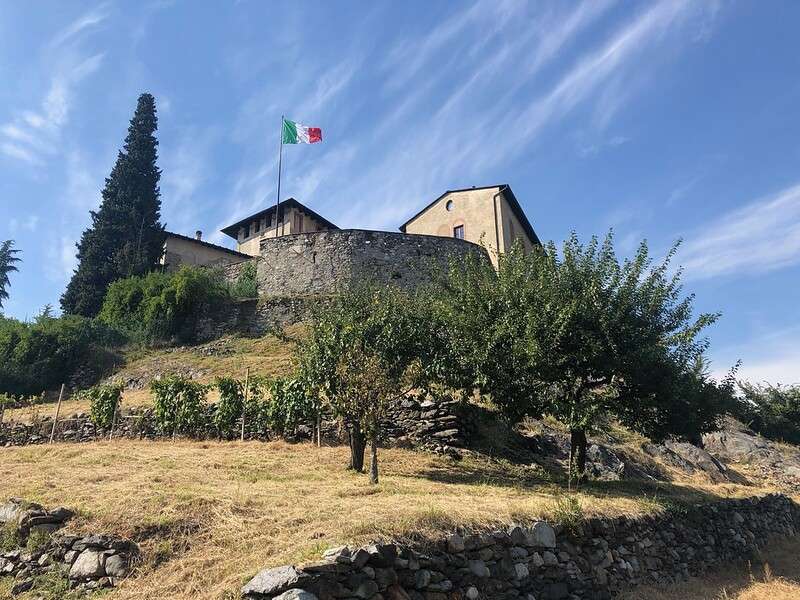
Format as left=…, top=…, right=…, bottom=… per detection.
left=267, top=375, right=316, bottom=436
left=734, top=381, right=800, bottom=444
left=61, top=93, right=166, bottom=317
left=151, top=375, right=208, bottom=435
left=229, top=261, right=258, bottom=299
left=0, top=311, right=121, bottom=396
left=550, top=495, right=584, bottom=534
left=298, top=283, right=433, bottom=481
left=0, top=522, right=21, bottom=551
left=430, top=233, right=725, bottom=481
left=99, top=266, right=229, bottom=343
left=84, top=383, right=124, bottom=429
left=0, top=239, right=21, bottom=311
left=214, top=375, right=269, bottom=438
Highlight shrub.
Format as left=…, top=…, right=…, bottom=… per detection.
left=84, top=383, right=123, bottom=429
left=229, top=262, right=258, bottom=299
left=99, top=266, right=230, bottom=343
left=214, top=375, right=268, bottom=438
left=0, top=311, right=121, bottom=396
left=151, top=376, right=208, bottom=436
left=267, top=376, right=315, bottom=436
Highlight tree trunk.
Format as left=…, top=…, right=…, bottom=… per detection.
left=569, top=429, right=588, bottom=485
left=349, top=423, right=366, bottom=472
left=369, top=436, right=379, bottom=485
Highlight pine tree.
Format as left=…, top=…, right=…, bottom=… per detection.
left=0, top=240, right=21, bottom=311
left=61, top=93, right=165, bottom=316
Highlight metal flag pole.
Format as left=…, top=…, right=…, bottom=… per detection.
left=275, top=115, right=285, bottom=238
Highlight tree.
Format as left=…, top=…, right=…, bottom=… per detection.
left=298, top=284, right=430, bottom=483
left=61, top=93, right=165, bottom=316
left=0, top=240, right=20, bottom=311
left=433, top=233, right=724, bottom=485
left=734, top=381, right=800, bottom=444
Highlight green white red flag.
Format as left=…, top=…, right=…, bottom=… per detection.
left=282, top=118, right=322, bottom=144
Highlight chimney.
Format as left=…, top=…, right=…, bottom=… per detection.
left=195, top=230, right=203, bottom=241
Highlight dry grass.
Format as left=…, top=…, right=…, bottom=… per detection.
left=620, top=535, right=800, bottom=600
left=2, top=332, right=298, bottom=424
left=0, top=439, right=783, bottom=600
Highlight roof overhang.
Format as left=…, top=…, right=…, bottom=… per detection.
left=220, top=197, right=339, bottom=240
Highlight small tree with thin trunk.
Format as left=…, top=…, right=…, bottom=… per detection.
left=298, top=283, right=430, bottom=482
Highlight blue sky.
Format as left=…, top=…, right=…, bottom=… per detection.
left=0, top=1, right=798, bottom=384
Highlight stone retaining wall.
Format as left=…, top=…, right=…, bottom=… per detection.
left=241, top=494, right=800, bottom=600
left=0, top=499, right=138, bottom=595
left=0, top=392, right=468, bottom=455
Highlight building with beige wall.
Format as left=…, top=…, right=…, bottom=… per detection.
left=220, top=197, right=339, bottom=256
left=161, top=231, right=250, bottom=272
left=399, top=184, right=540, bottom=266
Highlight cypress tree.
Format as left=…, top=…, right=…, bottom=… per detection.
left=0, top=240, right=21, bottom=311
left=61, top=93, right=165, bottom=316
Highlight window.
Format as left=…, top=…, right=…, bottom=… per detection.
left=254, top=219, right=260, bottom=233
left=453, top=225, right=464, bottom=240
left=446, top=199, right=454, bottom=211
left=267, top=213, right=273, bottom=228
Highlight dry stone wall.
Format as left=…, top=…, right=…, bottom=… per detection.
left=241, top=494, right=800, bottom=600
left=0, top=499, right=138, bottom=595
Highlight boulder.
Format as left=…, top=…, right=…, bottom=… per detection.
left=241, top=565, right=309, bottom=597
left=527, top=522, right=556, bottom=548
left=664, top=442, right=729, bottom=483
left=104, top=554, right=129, bottom=578
left=272, top=590, right=318, bottom=600
left=70, top=550, right=105, bottom=580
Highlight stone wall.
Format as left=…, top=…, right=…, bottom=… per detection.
left=0, top=499, right=138, bottom=595
left=241, top=494, right=800, bottom=600
left=0, top=392, right=468, bottom=455
left=256, top=229, right=487, bottom=297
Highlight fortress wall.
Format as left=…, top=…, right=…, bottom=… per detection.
left=255, top=229, right=487, bottom=297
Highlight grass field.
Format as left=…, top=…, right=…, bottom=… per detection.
left=0, top=439, right=786, bottom=600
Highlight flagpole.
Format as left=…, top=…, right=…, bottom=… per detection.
left=275, top=114, right=284, bottom=238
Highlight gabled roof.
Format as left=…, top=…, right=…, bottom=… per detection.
left=165, top=231, right=250, bottom=259
left=399, top=184, right=540, bottom=245
left=220, top=198, right=339, bottom=240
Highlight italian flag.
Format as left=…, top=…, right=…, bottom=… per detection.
left=282, top=118, right=322, bottom=144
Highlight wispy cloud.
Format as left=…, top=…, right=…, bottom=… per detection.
left=711, top=326, right=800, bottom=386
left=681, top=182, right=800, bottom=279
left=0, top=5, right=107, bottom=165
left=49, top=3, right=110, bottom=49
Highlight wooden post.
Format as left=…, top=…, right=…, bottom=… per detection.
left=241, top=367, right=250, bottom=441
left=316, top=409, right=321, bottom=447
left=108, top=393, right=121, bottom=441
left=49, top=384, right=65, bottom=444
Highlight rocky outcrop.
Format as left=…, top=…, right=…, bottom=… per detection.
left=0, top=499, right=138, bottom=596
left=242, top=494, right=799, bottom=600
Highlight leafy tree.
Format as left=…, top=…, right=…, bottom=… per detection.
left=432, top=233, right=724, bottom=484
left=61, top=93, right=165, bottom=316
left=298, top=284, right=431, bottom=483
left=229, top=262, right=258, bottom=299
left=0, top=240, right=20, bottom=311
left=734, top=381, right=800, bottom=444
left=84, top=383, right=124, bottom=429
left=214, top=375, right=270, bottom=439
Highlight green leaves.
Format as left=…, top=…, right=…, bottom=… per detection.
left=0, top=240, right=20, bottom=311
left=151, top=375, right=209, bottom=435
left=84, top=384, right=123, bottom=429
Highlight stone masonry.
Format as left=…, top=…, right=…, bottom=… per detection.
left=241, top=494, right=799, bottom=600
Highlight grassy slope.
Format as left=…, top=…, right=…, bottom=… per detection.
left=0, top=440, right=788, bottom=600
left=2, top=331, right=299, bottom=423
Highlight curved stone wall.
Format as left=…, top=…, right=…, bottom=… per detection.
left=255, top=229, right=487, bottom=297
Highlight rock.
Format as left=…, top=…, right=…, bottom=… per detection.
left=466, top=587, right=480, bottom=600
left=272, top=590, right=318, bottom=600
left=414, top=569, right=431, bottom=589
left=70, top=550, right=105, bottom=580
left=104, top=554, right=129, bottom=578
left=241, top=566, right=309, bottom=597
left=665, top=441, right=729, bottom=483
left=514, top=562, right=529, bottom=579
left=354, top=579, right=379, bottom=598
left=446, top=533, right=465, bottom=553
left=542, top=551, right=558, bottom=566
left=386, top=584, right=412, bottom=600
left=527, top=522, right=556, bottom=548
left=11, top=578, right=34, bottom=595
left=468, top=559, right=490, bottom=577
